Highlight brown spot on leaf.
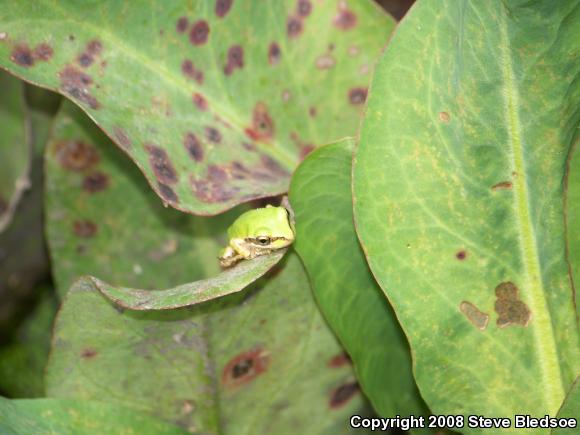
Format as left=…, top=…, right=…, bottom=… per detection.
left=216, top=0, right=233, bottom=18
left=297, top=0, right=312, bottom=17
left=184, top=133, right=204, bottom=162
left=176, top=17, right=189, bottom=33
left=330, top=382, right=359, bottom=408
left=261, top=155, right=290, bottom=177
left=59, top=65, right=100, bottom=109
left=87, top=40, right=103, bottom=55
left=113, top=127, right=132, bottom=150
left=158, top=182, right=179, bottom=204
left=287, top=17, right=303, bottom=38
left=34, top=43, right=53, bottom=61
left=456, top=250, right=467, bottom=260
left=309, top=106, right=317, bottom=117
left=300, top=144, right=315, bottom=160
left=224, top=44, right=244, bottom=75
left=181, top=59, right=204, bottom=84
left=349, top=87, right=367, bottom=105
left=245, top=102, right=275, bottom=142
left=192, top=93, right=208, bottom=111
left=205, top=127, right=222, bottom=144
left=333, top=6, right=357, bottom=30
left=315, top=54, right=335, bottom=70
left=145, top=144, right=178, bottom=185
left=459, top=301, right=489, bottom=330
left=10, top=44, right=35, bottom=67
left=81, top=348, right=98, bottom=359
left=82, top=171, right=109, bottom=193
left=439, top=111, right=451, bottom=123
left=190, top=172, right=239, bottom=203
left=328, top=352, right=352, bottom=368
left=494, top=282, right=531, bottom=328
left=190, top=20, right=210, bottom=46
left=73, top=220, right=98, bottom=238
left=268, top=42, right=281, bottom=65
left=222, top=347, right=270, bottom=388
left=78, top=53, right=93, bottom=67
left=55, top=140, right=99, bottom=171
left=492, top=181, right=513, bottom=191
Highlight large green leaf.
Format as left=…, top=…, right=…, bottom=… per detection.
left=0, top=70, right=29, bottom=233
left=290, top=138, right=428, bottom=420
left=0, top=397, right=187, bottom=434
left=353, top=0, right=580, bottom=424
left=0, top=0, right=393, bottom=215
left=553, top=377, right=580, bottom=435
left=45, top=102, right=372, bottom=433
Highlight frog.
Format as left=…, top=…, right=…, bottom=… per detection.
left=218, top=205, right=295, bottom=268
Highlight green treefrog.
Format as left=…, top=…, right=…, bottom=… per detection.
left=219, top=205, right=295, bottom=267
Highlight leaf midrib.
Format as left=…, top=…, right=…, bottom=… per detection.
left=498, top=7, right=564, bottom=415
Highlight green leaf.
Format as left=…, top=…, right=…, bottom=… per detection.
left=0, top=0, right=393, bottom=215
left=567, top=142, right=580, bottom=316
left=553, top=377, right=580, bottom=435
left=0, top=397, right=187, bottom=434
left=45, top=103, right=373, bottom=433
left=290, top=138, right=428, bottom=419
left=0, top=70, right=29, bottom=232
left=95, top=250, right=286, bottom=310
left=353, top=0, right=580, bottom=422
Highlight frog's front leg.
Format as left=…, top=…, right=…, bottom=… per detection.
left=219, top=245, right=244, bottom=268
left=230, top=238, right=254, bottom=259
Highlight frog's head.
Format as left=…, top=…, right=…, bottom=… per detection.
left=244, top=205, right=295, bottom=250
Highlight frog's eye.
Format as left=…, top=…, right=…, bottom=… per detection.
left=256, top=236, right=271, bottom=245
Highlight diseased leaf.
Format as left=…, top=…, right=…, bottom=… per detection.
left=95, top=250, right=286, bottom=310
left=290, top=138, right=429, bottom=420
left=0, top=0, right=393, bottom=215
left=0, top=397, right=187, bottom=435
left=0, top=70, right=29, bottom=233
left=552, top=377, right=580, bottom=435
left=353, top=0, right=580, bottom=424
left=45, top=103, right=373, bottom=433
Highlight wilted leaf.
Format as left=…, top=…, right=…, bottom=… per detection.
left=95, top=250, right=286, bottom=310
left=0, top=397, right=187, bottom=434
left=45, top=103, right=373, bottom=433
left=0, top=0, right=393, bottom=215
left=353, top=0, right=579, bottom=423
left=0, top=70, right=29, bottom=233
left=290, top=138, right=428, bottom=419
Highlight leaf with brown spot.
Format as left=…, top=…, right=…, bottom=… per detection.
left=45, top=103, right=373, bottom=433
left=0, top=0, right=394, bottom=215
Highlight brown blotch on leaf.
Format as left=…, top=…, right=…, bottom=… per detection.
left=205, top=127, right=222, bottom=144
left=245, top=102, right=275, bottom=142
left=494, top=282, right=531, bottom=328
left=73, top=220, right=98, bottom=238
left=300, top=144, right=315, bottom=160
left=328, top=352, right=352, bottom=368
left=34, top=43, right=53, bottom=61
left=176, top=17, right=189, bottom=33
left=145, top=144, right=178, bottom=185
left=349, top=87, right=367, bottom=105
left=268, top=42, right=281, bottom=65
left=456, top=250, right=467, bottom=260
left=287, top=17, right=303, bottom=38
left=184, top=132, right=204, bottom=162
left=330, top=382, right=359, bottom=409
left=181, top=59, right=204, bottom=84
left=190, top=20, right=210, bottom=46
left=315, top=53, right=335, bottom=70
left=192, top=93, right=208, bottom=111
left=59, top=65, right=100, bottom=109
left=224, top=44, right=244, bottom=75
left=297, top=0, right=312, bottom=17
left=190, top=171, right=239, bottom=203
left=55, top=140, right=99, bottom=171
left=87, top=40, right=103, bottom=55
left=222, top=347, right=270, bottom=388
left=333, top=6, right=357, bottom=30
left=77, top=41, right=102, bottom=69
left=216, top=0, right=233, bottom=18
left=82, top=171, right=109, bottom=193
left=309, top=106, right=317, bottom=117
left=113, top=127, right=132, bottom=150
left=459, top=301, right=489, bottom=330
left=80, top=348, right=98, bottom=359
left=439, top=111, right=451, bottom=123
left=78, top=53, right=93, bottom=67
left=10, top=44, right=35, bottom=67
left=158, top=182, right=179, bottom=204
left=261, top=155, right=290, bottom=177
left=492, top=181, right=513, bottom=191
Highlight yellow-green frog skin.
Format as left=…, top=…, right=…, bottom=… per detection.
left=219, top=205, right=295, bottom=267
